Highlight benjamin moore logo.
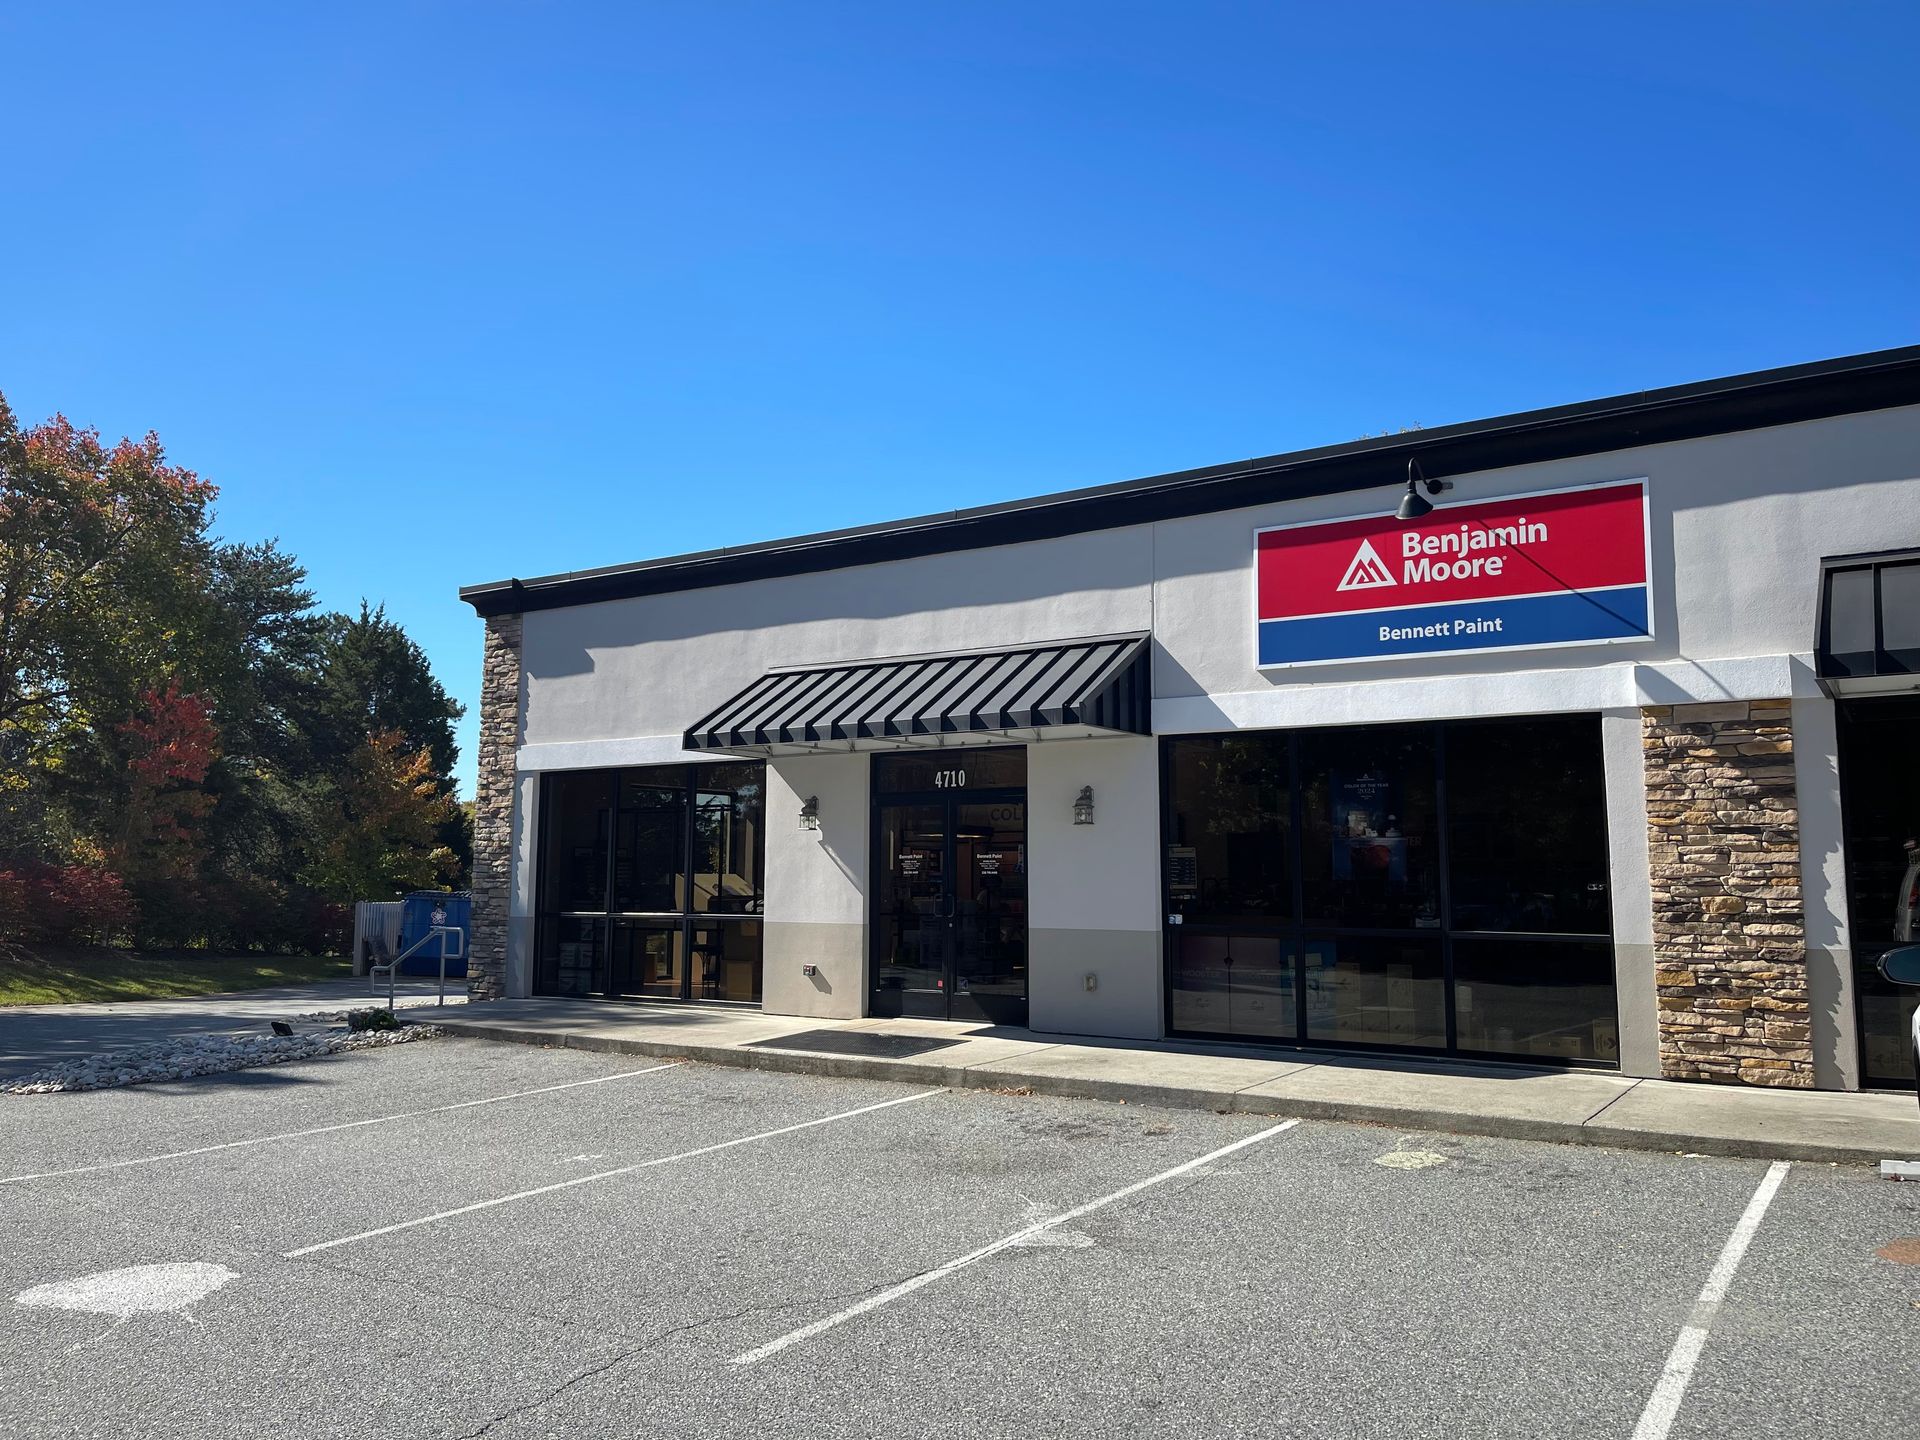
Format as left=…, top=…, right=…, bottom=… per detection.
left=1336, top=538, right=1397, bottom=591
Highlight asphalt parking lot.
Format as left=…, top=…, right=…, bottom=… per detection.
left=3, top=1038, right=1918, bottom=1440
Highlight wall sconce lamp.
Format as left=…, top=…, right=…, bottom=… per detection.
left=1072, top=785, right=1095, bottom=826
left=799, top=795, right=820, bottom=831
left=1395, top=458, right=1452, bottom=521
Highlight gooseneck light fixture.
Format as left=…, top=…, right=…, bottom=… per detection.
left=1395, top=458, right=1452, bottom=521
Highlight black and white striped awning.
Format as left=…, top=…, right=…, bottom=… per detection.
left=684, top=633, right=1151, bottom=755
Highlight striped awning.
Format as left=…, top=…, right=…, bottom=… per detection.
left=684, top=633, right=1151, bottom=755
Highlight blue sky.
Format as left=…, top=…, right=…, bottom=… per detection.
left=3, top=3, right=1915, bottom=796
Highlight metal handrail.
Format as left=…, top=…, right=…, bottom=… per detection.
left=371, top=925, right=466, bottom=1009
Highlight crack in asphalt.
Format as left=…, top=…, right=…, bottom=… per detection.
left=285, top=1252, right=657, bottom=1344
left=446, top=1270, right=929, bottom=1439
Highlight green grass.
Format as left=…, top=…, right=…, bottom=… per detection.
left=0, top=947, right=353, bottom=1006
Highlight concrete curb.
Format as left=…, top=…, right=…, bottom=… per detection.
left=423, top=1016, right=1904, bottom=1167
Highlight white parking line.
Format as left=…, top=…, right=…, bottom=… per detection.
left=1628, top=1160, right=1791, bottom=1440
left=0, top=1062, right=686, bottom=1186
left=730, top=1116, right=1303, bottom=1368
left=283, top=1087, right=946, bottom=1258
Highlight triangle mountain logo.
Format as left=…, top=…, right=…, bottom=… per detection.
left=1336, top=537, right=1397, bottom=591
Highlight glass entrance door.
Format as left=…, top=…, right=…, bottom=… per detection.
left=871, top=751, right=1028, bottom=1026
left=951, top=800, right=1028, bottom=1024
left=872, top=804, right=947, bottom=1016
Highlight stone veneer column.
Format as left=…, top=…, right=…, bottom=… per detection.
left=469, top=612, right=523, bottom=1000
left=1642, top=700, right=1812, bottom=1087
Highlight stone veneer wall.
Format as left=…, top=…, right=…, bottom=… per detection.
left=469, top=612, right=523, bottom=1000
left=1643, top=700, right=1812, bottom=1087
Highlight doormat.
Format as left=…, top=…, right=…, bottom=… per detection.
left=744, top=1029, right=968, bottom=1060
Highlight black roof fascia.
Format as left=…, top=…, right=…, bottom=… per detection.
left=463, top=345, right=1920, bottom=618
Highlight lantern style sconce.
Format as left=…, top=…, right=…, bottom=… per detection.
left=799, top=795, right=820, bottom=831
left=1072, top=785, right=1095, bottom=826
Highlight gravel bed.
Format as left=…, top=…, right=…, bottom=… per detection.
left=1, top=1020, right=443, bottom=1094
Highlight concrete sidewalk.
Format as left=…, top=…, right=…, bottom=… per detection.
left=427, top=998, right=1920, bottom=1166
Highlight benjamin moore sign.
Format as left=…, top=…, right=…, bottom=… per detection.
left=1255, top=478, right=1652, bottom=667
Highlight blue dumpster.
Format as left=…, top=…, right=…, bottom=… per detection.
left=397, top=891, right=471, bottom=977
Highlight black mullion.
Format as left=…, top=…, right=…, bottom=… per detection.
left=681, top=769, right=698, bottom=1001
left=1435, top=722, right=1458, bottom=1053
left=601, top=770, right=619, bottom=996
left=1289, top=730, right=1307, bottom=1044
left=943, top=793, right=959, bottom=1018
left=1873, top=561, right=1888, bottom=672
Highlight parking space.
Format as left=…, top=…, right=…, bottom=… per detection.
left=3, top=1037, right=1917, bottom=1439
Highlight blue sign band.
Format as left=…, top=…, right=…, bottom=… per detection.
left=1258, top=587, right=1650, bottom=667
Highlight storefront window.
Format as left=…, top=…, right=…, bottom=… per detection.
left=691, top=763, right=764, bottom=914
left=535, top=763, right=766, bottom=1003
left=1303, top=935, right=1446, bottom=1049
left=1164, top=736, right=1290, bottom=926
left=1298, top=725, right=1440, bottom=930
left=1446, top=716, right=1610, bottom=936
left=1838, top=696, right=1920, bottom=1086
left=1162, top=715, right=1617, bottom=1066
left=534, top=915, right=605, bottom=998
left=542, top=771, right=612, bottom=914
left=611, top=774, right=686, bottom=914
left=1452, top=938, right=1618, bottom=1063
left=1168, top=933, right=1293, bottom=1039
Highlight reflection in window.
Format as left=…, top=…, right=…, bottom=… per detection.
left=1162, top=715, right=1619, bottom=1065
left=535, top=916, right=605, bottom=997
left=534, top=763, right=765, bottom=1003
left=613, top=778, right=685, bottom=914
left=1304, top=936, right=1445, bottom=1049
left=1838, top=695, right=1920, bottom=1086
left=691, top=763, right=764, bottom=914
left=542, top=772, right=612, bottom=913
left=610, top=921, right=683, bottom=999
left=1164, top=737, right=1290, bottom=925
left=691, top=919, right=762, bottom=1003
left=1446, top=716, right=1610, bottom=935
left=1881, top=563, right=1920, bottom=671
left=1169, top=933, right=1293, bottom=1039
left=1298, top=726, right=1440, bottom=929
left=1452, top=939, right=1618, bottom=1062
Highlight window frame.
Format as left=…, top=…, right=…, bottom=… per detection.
left=1159, top=716, right=1620, bottom=1068
left=534, top=762, right=766, bottom=1004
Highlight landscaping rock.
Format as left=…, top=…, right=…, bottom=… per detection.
left=1, top=1020, right=443, bottom=1094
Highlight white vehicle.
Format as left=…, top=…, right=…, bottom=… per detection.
left=1879, top=944, right=1920, bottom=1110
left=1896, top=839, right=1920, bottom=943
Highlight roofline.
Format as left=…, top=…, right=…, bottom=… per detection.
left=461, top=343, right=1920, bottom=617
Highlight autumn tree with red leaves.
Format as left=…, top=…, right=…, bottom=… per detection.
left=0, top=392, right=467, bottom=953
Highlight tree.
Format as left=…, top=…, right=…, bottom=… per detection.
left=307, top=730, right=459, bottom=902
left=115, top=679, right=221, bottom=945
left=310, top=603, right=463, bottom=781
left=0, top=398, right=217, bottom=787
left=0, top=390, right=465, bottom=951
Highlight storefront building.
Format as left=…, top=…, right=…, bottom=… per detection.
left=462, top=347, right=1920, bottom=1091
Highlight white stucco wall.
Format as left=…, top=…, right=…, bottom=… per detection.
left=1026, top=735, right=1163, bottom=1038
left=760, top=752, right=869, bottom=1019
left=514, top=404, right=1920, bottom=762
